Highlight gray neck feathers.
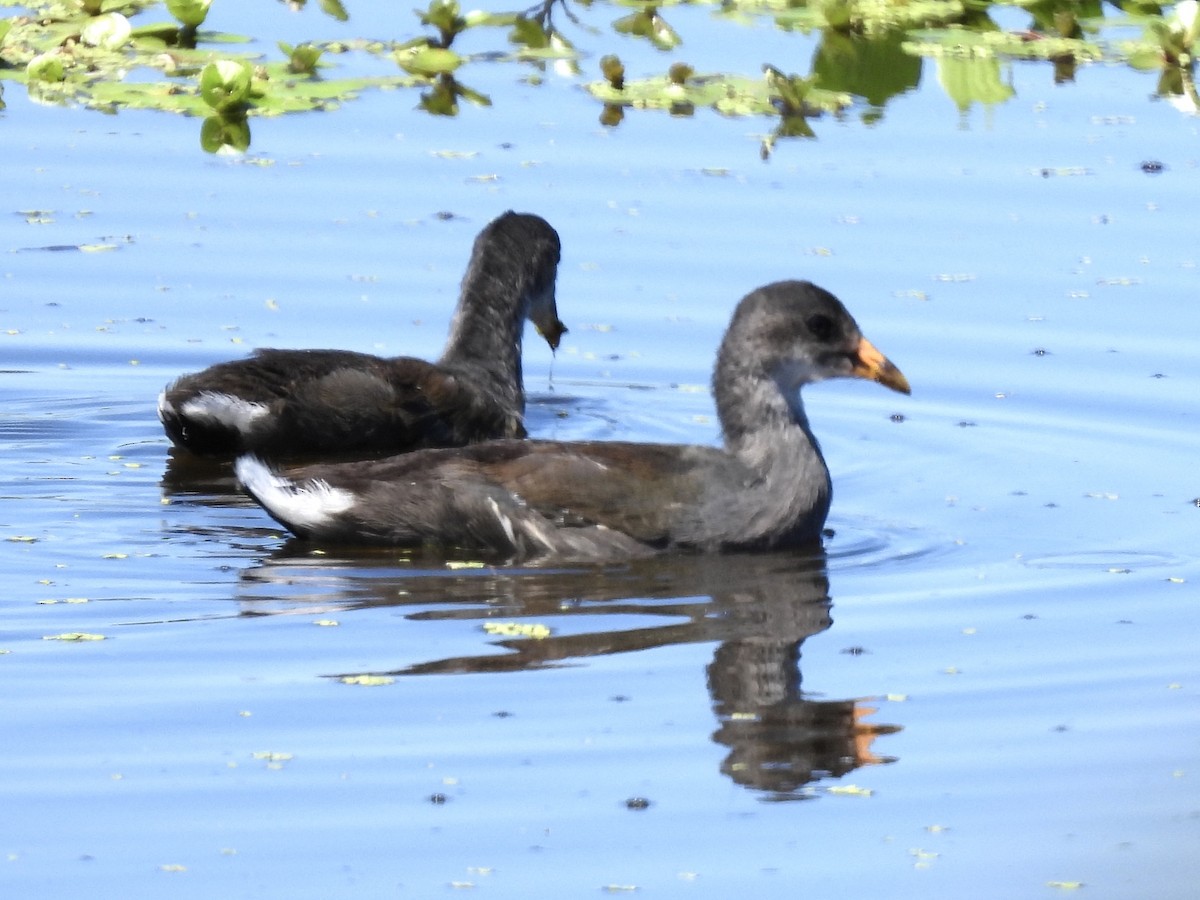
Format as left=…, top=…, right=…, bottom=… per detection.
left=439, top=247, right=531, bottom=409
left=708, top=336, right=831, bottom=547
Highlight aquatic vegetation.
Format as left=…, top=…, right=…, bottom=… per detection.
left=0, top=0, right=1197, bottom=153
left=1121, top=0, right=1200, bottom=106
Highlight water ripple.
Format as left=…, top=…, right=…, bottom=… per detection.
left=1021, top=549, right=1185, bottom=571
left=823, top=517, right=955, bottom=571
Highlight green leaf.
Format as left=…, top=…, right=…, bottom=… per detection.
left=279, top=41, right=325, bottom=75
left=1126, top=45, right=1166, bottom=70
left=587, top=66, right=850, bottom=120
left=419, top=0, right=467, bottom=43
left=820, top=0, right=854, bottom=31
left=601, top=54, right=626, bottom=89
left=199, top=59, right=253, bottom=112
left=26, top=52, right=66, bottom=83
left=396, top=45, right=464, bottom=76
left=902, top=28, right=1103, bottom=63
left=936, top=55, right=1015, bottom=110
left=509, top=16, right=550, bottom=49
left=80, top=12, right=132, bottom=51
left=613, top=9, right=682, bottom=51
left=419, top=78, right=459, bottom=115
left=166, top=0, right=213, bottom=29
left=764, top=65, right=812, bottom=114
left=320, top=0, right=350, bottom=22
left=455, top=81, right=492, bottom=108
left=418, top=74, right=490, bottom=115
left=88, top=80, right=209, bottom=115
left=200, top=114, right=251, bottom=153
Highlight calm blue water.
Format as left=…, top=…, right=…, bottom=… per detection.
left=3, top=3, right=1198, bottom=897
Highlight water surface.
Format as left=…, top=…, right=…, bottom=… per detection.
left=3, top=4, right=1199, bottom=897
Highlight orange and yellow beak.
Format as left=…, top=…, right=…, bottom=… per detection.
left=851, top=336, right=911, bottom=395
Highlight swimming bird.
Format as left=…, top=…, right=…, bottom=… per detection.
left=159, top=211, right=566, bottom=457
left=235, top=280, right=909, bottom=562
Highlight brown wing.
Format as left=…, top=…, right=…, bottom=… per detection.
left=162, top=350, right=522, bottom=456
left=484, top=442, right=722, bottom=545
left=389, top=358, right=526, bottom=446
left=301, top=440, right=738, bottom=549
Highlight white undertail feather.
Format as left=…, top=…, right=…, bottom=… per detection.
left=521, top=509, right=560, bottom=553
left=487, top=497, right=517, bottom=546
left=235, top=457, right=357, bottom=529
left=486, top=496, right=558, bottom=553
left=177, top=391, right=270, bottom=435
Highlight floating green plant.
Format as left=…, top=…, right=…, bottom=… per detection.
left=200, top=58, right=253, bottom=113
left=80, top=12, right=133, bottom=51
left=901, top=26, right=1104, bottom=63
left=588, top=58, right=852, bottom=118
left=166, top=0, right=212, bottom=29
left=1, top=0, right=1197, bottom=154
left=1120, top=1, right=1200, bottom=104
left=613, top=6, right=682, bottom=51
left=396, top=44, right=466, bottom=76
left=1125, top=0, right=1200, bottom=65
left=934, top=54, right=1015, bottom=111
left=416, top=72, right=492, bottom=114
left=767, top=0, right=967, bottom=35
left=280, top=41, right=326, bottom=76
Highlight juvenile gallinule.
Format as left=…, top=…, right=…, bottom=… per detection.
left=235, top=280, right=909, bottom=562
left=158, top=211, right=566, bottom=457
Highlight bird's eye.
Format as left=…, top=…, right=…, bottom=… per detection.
left=805, top=314, right=836, bottom=342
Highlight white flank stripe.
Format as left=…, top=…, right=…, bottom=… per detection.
left=156, top=390, right=173, bottom=423
left=487, top=497, right=517, bottom=546
left=235, top=457, right=356, bottom=529
left=180, top=391, right=269, bottom=435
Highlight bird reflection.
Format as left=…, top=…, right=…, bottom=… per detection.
left=709, top=637, right=898, bottom=798
left=159, top=445, right=234, bottom=496
left=238, top=546, right=901, bottom=799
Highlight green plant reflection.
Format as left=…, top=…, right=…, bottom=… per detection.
left=1, top=0, right=1196, bottom=154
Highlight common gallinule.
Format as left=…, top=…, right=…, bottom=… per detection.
left=159, top=211, right=566, bottom=457
left=235, top=280, right=909, bottom=561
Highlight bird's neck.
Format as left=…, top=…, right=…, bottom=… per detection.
left=439, top=270, right=529, bottom=407
left=713, top=360, right=832, bottom=544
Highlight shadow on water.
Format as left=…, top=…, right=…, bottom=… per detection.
left=160, top=446, right=242, bottom=498
left=238, top=548, right=901, bottom=800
